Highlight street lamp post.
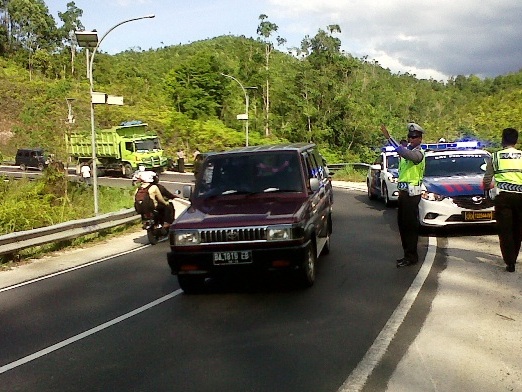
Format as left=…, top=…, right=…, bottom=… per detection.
left=221, top=73, right=257, bottom=147
left=75, top=14, right=155, bottom=215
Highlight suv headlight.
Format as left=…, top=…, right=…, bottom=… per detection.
left=173, top=230, right=200, bottom=246
left=267, top=225, right=303, bottom=241
left=421, top=191, right=445, bottom=201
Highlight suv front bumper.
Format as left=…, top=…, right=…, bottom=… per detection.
left=167, top=242, right=310, bottom=277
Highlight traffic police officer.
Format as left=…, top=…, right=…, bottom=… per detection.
left=483, top=127, right=522, bottom=272
left=381, top=122, right=426, bottom=267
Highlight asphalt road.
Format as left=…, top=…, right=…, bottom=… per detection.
left=0, top=185, right=436, bottom=392
left=3, top=168, right=520, bottom=391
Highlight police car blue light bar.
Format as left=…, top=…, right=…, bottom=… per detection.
left=381, top=146, right=396, bottom=152
left=421, top=141, right=481, bottom=150
left=381, top=140, right=482, bottom=153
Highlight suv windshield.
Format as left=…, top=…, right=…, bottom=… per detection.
left=195, top=151, right=303, bottom=197
left=425, top=153, right=489, bottom=177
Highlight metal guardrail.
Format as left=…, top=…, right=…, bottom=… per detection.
left=328, top=163, right=370, bottom=172
left=0, top=209, right=140, bottom=257
left=0, top=199, right=191, bottom=257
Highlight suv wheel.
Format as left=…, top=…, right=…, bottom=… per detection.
left=20, top=164, right=27, bottom=171
left=297, top=242, right=316, bottom=287
left=321, top=214, right=332, bottom=256
left=178, top=275, right=205, bottom=294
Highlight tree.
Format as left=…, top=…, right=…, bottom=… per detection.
left=256, top=14, right=286, bottom=136
left=163, top=53, right=225, bottom=120
left=7, top=0, right=58, bottom=79
left=0, top=0, right=10, bottom=54
left=57, top=1, right=84, bottom=76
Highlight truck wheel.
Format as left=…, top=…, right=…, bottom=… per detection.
left=123, top=164, right=133, bottom=179
left=297, top=242, right=316, bottom=288
left=38, top=163, right=44, bottom=171
left=178, top=275, right=206, bottom=294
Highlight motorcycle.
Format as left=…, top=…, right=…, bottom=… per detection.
left=141, top=209, right=168, bottom=245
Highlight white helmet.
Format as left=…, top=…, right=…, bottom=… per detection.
left=140, top=171, right=155, bottom=183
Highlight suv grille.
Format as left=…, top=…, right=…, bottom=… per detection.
left=453, top=195, right=494, bottom=210
left=200, top=227, right=267, bottom=243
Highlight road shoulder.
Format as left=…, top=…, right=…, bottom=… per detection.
left=386, top=235, right=522, bottom=392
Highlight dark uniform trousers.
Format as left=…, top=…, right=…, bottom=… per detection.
left=494, top=191, right=522, bottom=266
left=397, top=190, right=422, bottom=263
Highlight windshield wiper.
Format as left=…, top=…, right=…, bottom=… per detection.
left=221, top=189, right=256, bottom=195
left=263, top=188, right=299, bottom=193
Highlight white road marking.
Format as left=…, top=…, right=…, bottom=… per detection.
left=337, top=236, right=437, bottom=392
left=0, top=289, right=183, bottom=374
left=0, top=246, right=149, bottom=293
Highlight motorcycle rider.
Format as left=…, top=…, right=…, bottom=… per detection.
left=152, top=172, right=177, bottom=226
left=134, top=171, right=172, bottom=228
left=131, top=165, right=146, bottom=185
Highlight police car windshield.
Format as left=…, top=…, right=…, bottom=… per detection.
left=425, top=154, right=488, bottom=177
left=387, top=156, right=399, bottom=169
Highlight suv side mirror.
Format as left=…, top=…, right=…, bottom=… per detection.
left=309, top=178, right=320, bottom=192
left=182, top=185, right=192, bottom=199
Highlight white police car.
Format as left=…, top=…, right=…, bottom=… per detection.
left=367, top=146, right=400, bottom=207
left=419, top=141, right=494, bottom=227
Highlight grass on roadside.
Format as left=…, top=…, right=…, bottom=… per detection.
left=331, top=166, right=367, bottom=182
left=0, top=167, right=139, bottom=267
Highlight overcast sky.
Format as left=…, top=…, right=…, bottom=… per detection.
left=46, top=0, right=522, bottom=81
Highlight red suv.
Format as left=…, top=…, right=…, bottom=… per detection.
left=167, top=143, right=333, bottom=293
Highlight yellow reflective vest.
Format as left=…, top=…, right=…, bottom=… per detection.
left=493, top=147, right=522, bottom=191
left=398, top=151, right=425, bottom=186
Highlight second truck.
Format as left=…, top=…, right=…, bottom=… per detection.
left=68, top=120, right=168, bottom=178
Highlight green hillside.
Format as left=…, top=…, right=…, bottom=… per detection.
left=0, top=8, right=521, bottom=165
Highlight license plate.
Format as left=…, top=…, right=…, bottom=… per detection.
left=463, top=211, right=494, bottom=221
left=213, top=251, right=252, bottom=265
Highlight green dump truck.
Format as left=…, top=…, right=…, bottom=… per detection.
left=68, top=121, right=168, bottom=178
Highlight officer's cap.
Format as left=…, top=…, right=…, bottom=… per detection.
left=407, top=123, right=425, bottom=134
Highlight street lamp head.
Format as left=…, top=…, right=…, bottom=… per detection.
left=74, top=30, right=99, bottom=48
left=145, top=14, right=155, bottom=18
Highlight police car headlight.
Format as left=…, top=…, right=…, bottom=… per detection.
left=388, top=176, right=398, bottom=183
left=173, top=230, right=200, bottom=245
left=421, top=191, right=445, bottom=201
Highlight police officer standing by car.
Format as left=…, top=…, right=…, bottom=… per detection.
left=381, top=123, right=426, bottom=267
left=483, top=127, right=522, bottom=272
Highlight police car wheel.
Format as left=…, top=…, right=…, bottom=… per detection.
left=367, top=180, right=377, bottom=200
left=383, top=184, right=393, bottom=207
